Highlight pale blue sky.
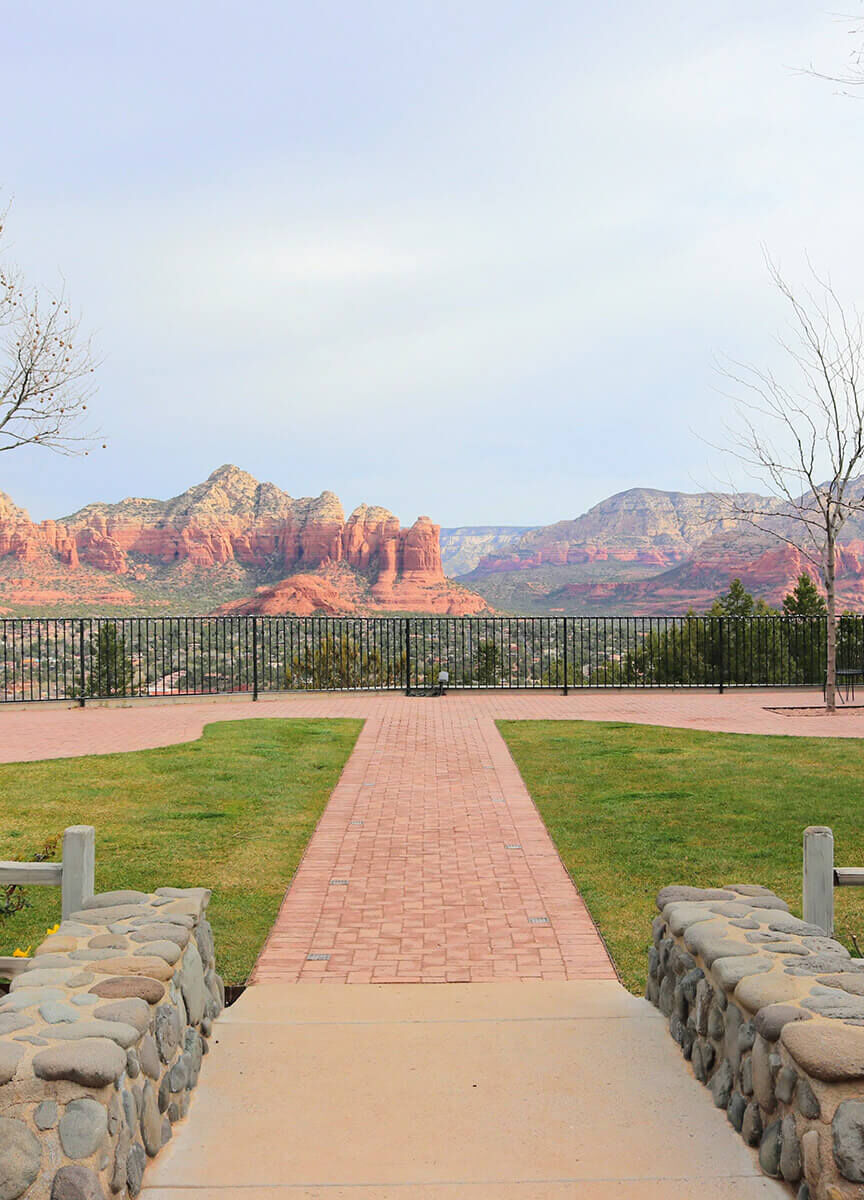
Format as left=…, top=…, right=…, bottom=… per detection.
left=2, top=1, right=862, bottom=525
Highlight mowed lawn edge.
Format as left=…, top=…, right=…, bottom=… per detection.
left=498, top=718, right=864, bottom=993
left=0, top=718, right=362, bottom=983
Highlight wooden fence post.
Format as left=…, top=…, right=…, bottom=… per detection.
left=61, top=825, right=95, bottom=919
left=803, top=825, right=834, bottom=935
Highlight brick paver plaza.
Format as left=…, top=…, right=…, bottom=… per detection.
left=6, top=690, right=816, bottom=1197
left=2, top=689, right=860, bottom=986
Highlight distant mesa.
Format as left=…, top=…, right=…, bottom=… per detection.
left=5, top=472, right=860, bottom=618
left=0, top=465, right=491, bottom=616
left=457, top=486, right=864, bottom=615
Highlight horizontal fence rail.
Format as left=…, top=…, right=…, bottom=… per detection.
left=0, top=825, right=95, bottom=978
left=0, top=614, right=856, bottom=702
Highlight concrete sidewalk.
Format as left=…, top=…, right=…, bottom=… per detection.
left=140, top=982, right=786, bottom=1199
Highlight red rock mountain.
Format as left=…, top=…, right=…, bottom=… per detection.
left=0, top=466, right=490, bottom=616
left=460, top=487, right=864, bottom=614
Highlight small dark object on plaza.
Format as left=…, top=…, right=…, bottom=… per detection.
left=408, top=669, right=449, bottom=698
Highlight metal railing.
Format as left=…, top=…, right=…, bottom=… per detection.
left=0, top=613, right=854, bottom=702
left=0, top=825, right=95, bottom=978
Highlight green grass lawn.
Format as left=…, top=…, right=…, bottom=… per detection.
left=499, top=719, right=864, bottom=993
left=0, top=718, right=361, bottom=984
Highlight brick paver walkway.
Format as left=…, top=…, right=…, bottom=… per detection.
left=3, top=689, right=862, bottom=986
left=252, top=703, right=613, bottom=983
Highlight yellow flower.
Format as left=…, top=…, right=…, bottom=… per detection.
left=12, top=946, right=31, bottom=958
left=45, top=924, right=60, bottom=936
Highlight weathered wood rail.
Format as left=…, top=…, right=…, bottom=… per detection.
left=0, top=824, right=95, bottom=978
left=802, top=824, right=864, bottom=935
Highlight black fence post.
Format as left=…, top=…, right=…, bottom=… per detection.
left=252, top=617, right=259, bottom=701
left=404, top=617, right=411, bottom=696
left=718, top=617, right=725, bottom=695
left=78, top=619, right=86, bottom=706
left=562, top=616, right=569, bottom=695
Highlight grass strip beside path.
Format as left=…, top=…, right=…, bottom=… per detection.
left=498, top=719, right=864, bottom=993
left=0, top=718, right=361, bottom=984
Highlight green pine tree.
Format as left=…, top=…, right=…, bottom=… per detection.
left=86, top=625, right=136, bottom=697
left=709, top=578, right=756, bottom=617
left=783, top=573, right=827, bottom=616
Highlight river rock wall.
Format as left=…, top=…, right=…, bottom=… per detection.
left=0, top=886, right=223, bottom=1199
left=647, top=883, right=864, bottom=1200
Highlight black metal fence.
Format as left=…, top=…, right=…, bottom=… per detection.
left=0, top=614, right=856, bottom=702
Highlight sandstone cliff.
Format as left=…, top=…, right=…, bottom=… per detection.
left=0, top=467, right=491, bottom=616
left=461, top=485, right=864, bottom=615
left=469, top=489, right=780, bottom=575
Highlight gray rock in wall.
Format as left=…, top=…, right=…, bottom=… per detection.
left=158, top=1073, right=171, bottom=1114
left=111, top=1125, right=131, bottom=1194
left=154, top=1005, right=181, bottom=1064
left=138, top=1033, right=160, bottom=1080
left=724, top=1004, right=742, bottom=1071
left=833, top=1099, right=864, bottom=1182
left=727, top=1091, right=746, bottom=1132
left=49, top=1165, right=105, bottom=1200
left=121, top=1088, right=137, bottom=1134
left=758, top=1119, right=782, bottom=1178
left=775, top=1065, right=798, bottom=1105
left=780, top=1115, right=801, bottom=1184
left=740, top=1055, right=753, bottom=1096
left=691, top=1038, right=714, bottom=1083
left=0, top=1116, right=42, bottom=1200
left=140, top=1081, right=163, bottom=1157
left=126, top=1144, right=146, bottom=1197
left=32, top=1038, right=126, bottom=1087
left=753, top=1003, right=812, bottom=1043
left=752, top=1036, right=777, bottom=1113
left=58, top=1099, right=107, bottom=1159
left=0, top=1041, right=24, bottom=1085
left=658, top=975, right=673, bottom=1017
left=34, top=1101, right=58, bottom=1130
left=195, top=919, right=215, bottom=966
left=742, top=1102, right=763, bottom=1147
left=796, top=1075, right=820, bottom=1121
left=94, top=998, right=151, bottom=1034
left=177, top=941, right=206, bottom=1025
left=709, top=1060, right=733, bottom=1109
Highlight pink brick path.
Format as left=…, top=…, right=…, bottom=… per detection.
left=252, top=702, right=614, bottom=983
left=2, top=689, right=862, bottom=984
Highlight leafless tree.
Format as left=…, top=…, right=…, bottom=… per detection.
left=806, top=8, right=864, bottom=93
left=717, top=259, right=864, bottom=712
left=0, top=206, right=98, bottom=455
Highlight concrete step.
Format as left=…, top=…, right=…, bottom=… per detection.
left=141, top=982, right=788, bottom=1199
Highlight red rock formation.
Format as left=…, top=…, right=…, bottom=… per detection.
left=0, top=468, right=491, bottom=615
left=215, top=559, right=489, bottom=617
left=219, top=573, right=359, bottom=617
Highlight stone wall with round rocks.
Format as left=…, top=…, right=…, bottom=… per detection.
left=0, top=886, right=223, bottom=1199
left=647, top=883, right=864, bottom=1200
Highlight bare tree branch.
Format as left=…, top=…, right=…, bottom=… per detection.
left=0, top=203, right=100, bottom=455
left=802, top=8, right=864, bottom=94
left=716, top=257, right=864, bottom=711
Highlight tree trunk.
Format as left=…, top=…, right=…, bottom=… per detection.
left=825, top=535, right=837, bottom=713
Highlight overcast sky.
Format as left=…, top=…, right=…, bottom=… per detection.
left=2, top=2, right=863, bottom=526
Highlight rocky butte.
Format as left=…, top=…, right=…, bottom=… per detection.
left=0, top=466, right=490, bottom=616
left=458, top=486, right=864, bottom=614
